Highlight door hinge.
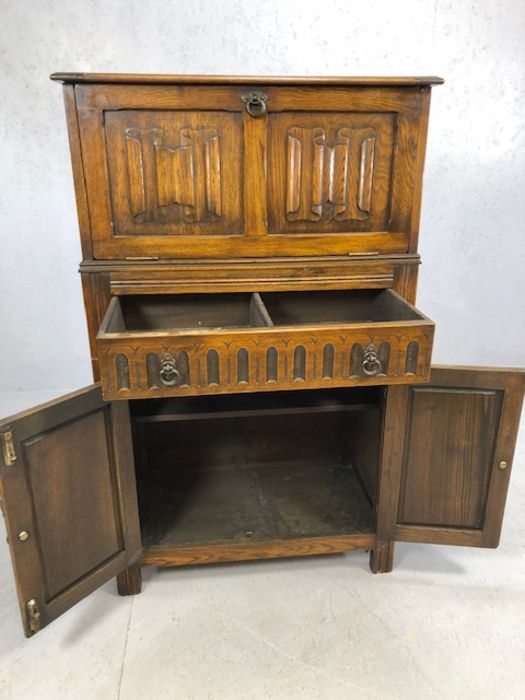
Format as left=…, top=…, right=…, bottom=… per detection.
left=1, top=430, right=16, bottom=466
left=26, top=599, right=41, bottom=634
left=124, top=256, right=160, bottom=261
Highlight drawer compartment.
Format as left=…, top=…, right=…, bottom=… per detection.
left=97, top=290, right=434, bottom=399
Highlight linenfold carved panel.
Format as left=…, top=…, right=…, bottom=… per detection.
left=286, top=127, right=375, bottom=223
left=268, top=112, right=395, bottom=234
left=125, top=127, right=222, bottom=223
left=104, top=110, right=243, bottom=236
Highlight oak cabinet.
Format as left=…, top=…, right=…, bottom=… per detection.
left=1, top=74, right=523, bottom=637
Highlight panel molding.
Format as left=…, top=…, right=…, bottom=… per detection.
left=397, top=385, right=502, bottom=529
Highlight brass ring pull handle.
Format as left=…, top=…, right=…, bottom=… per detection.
left=159, top=353, right=181, bottom=387
left=362, top=345, right=382, bottom=377
left=242, top=91, right=268, bottom=117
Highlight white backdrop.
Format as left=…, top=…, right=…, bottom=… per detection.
left=1, top=0, right=524, bottom=393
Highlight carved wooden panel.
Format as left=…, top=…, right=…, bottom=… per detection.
left=104, top=111, right=243, bottom=236
left=98, top=326, right=433, bottom=400
left=268, top=113, right=395, bottom=234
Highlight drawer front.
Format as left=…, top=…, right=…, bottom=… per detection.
left=96, top=290, right=434, bottom=400
left=98, top=326, right=433, bottom=400
left=76, top=84, right=431, bottom=259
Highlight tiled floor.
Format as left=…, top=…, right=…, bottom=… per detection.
left=0, top=391, right=524, bottom=700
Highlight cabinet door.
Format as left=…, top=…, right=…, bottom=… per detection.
left=377, top=367, right=524, bottom=548
left=0, top=385, right=141, bottom=636
left=73, top=83, right=431, bottom=259
left=76, top=84, right=245, bottom=259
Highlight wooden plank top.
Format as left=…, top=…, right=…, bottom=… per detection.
left=50, top=72, right=444, bottom=87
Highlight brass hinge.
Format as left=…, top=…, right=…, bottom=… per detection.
left=26, top=599, right=41, bottom=634
left=1, top=430, right=16, bottom=466
left=124, top=256, right=160, bottom=261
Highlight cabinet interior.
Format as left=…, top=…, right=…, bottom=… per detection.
left=112, top=292, right=272, bottom=331
left=105, top=289, right=426, bottom=333
left=260, top=290, right=424, bottom=324
left=130, top=387, right=383, bottom=553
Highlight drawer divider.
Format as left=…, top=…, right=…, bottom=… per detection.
left=250, top=292, right=274, bottom=327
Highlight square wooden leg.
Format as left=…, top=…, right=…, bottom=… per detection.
left=116, top=565, right=142, bottom=595
left=369, top=540, right=395, bottom=573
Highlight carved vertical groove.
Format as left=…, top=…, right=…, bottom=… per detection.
left=205, top=136, right=221, bottom=215
left=115, top=353, right=130, bottom=391
left=405, top=341, right=419, bottom=375
left=146, top=352, right=160, bottom=389
left=287, top=135, right=301, bottom=215
left=378, top=342, right=391, bottom=375
left=176, top=350, right=190, bottom=386
left=237, top=348, right=249, bottom=384
left=206, top=349, right=220, bottom=386
left=358, top=136, right=375, bottom=214
left=311, top=132, right=327, bottom=219
left=349, top=344, right=364, bottom=377
left=266, top=347, right=278, bottom=382
left=293, top=345, right=306, bottom=381
left=322, top=343, right=335, bottom=379
left=126, top=133, right=146, bottom=217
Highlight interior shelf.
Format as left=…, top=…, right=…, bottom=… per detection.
left=130, top=386, right=382, bottom=423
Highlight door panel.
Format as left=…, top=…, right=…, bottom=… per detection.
left=104, top=110, right=243, bottom=237
left=398, top=386, right=502, bottom=529
left=74, top=83, right=431, bottom=259
left=267, top=112, right=395, bottom=234
left=376, top=367, right=525, bottom=549
left=0, top=386, right=141, bottom=636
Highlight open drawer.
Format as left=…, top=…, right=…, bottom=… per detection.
left=97, top=289, right=434, bottom=399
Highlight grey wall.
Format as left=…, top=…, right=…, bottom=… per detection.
left=1, top=0, right=524, bottom=392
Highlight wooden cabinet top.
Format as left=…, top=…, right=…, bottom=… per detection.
left=51, top=73, right=444, bottom=86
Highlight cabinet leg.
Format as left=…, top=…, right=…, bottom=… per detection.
left=116, top=565, right=142, bottom=596
left=370, top=541, right=395, bottom=573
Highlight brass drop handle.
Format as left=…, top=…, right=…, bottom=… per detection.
left=159, top=353, right=181, bottom=387
left=362, top=345, right=382, bottom=377
left=242, top=91, right=268, bottom=117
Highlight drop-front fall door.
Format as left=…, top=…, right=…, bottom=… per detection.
left=73, top=82, right=432, bottom=258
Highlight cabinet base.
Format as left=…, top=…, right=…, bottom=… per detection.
left=369, top=540, right=395, bottom=573
left=140, top=533, right=375, bottom=567
left=116, top=565, right=142, bottom=596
